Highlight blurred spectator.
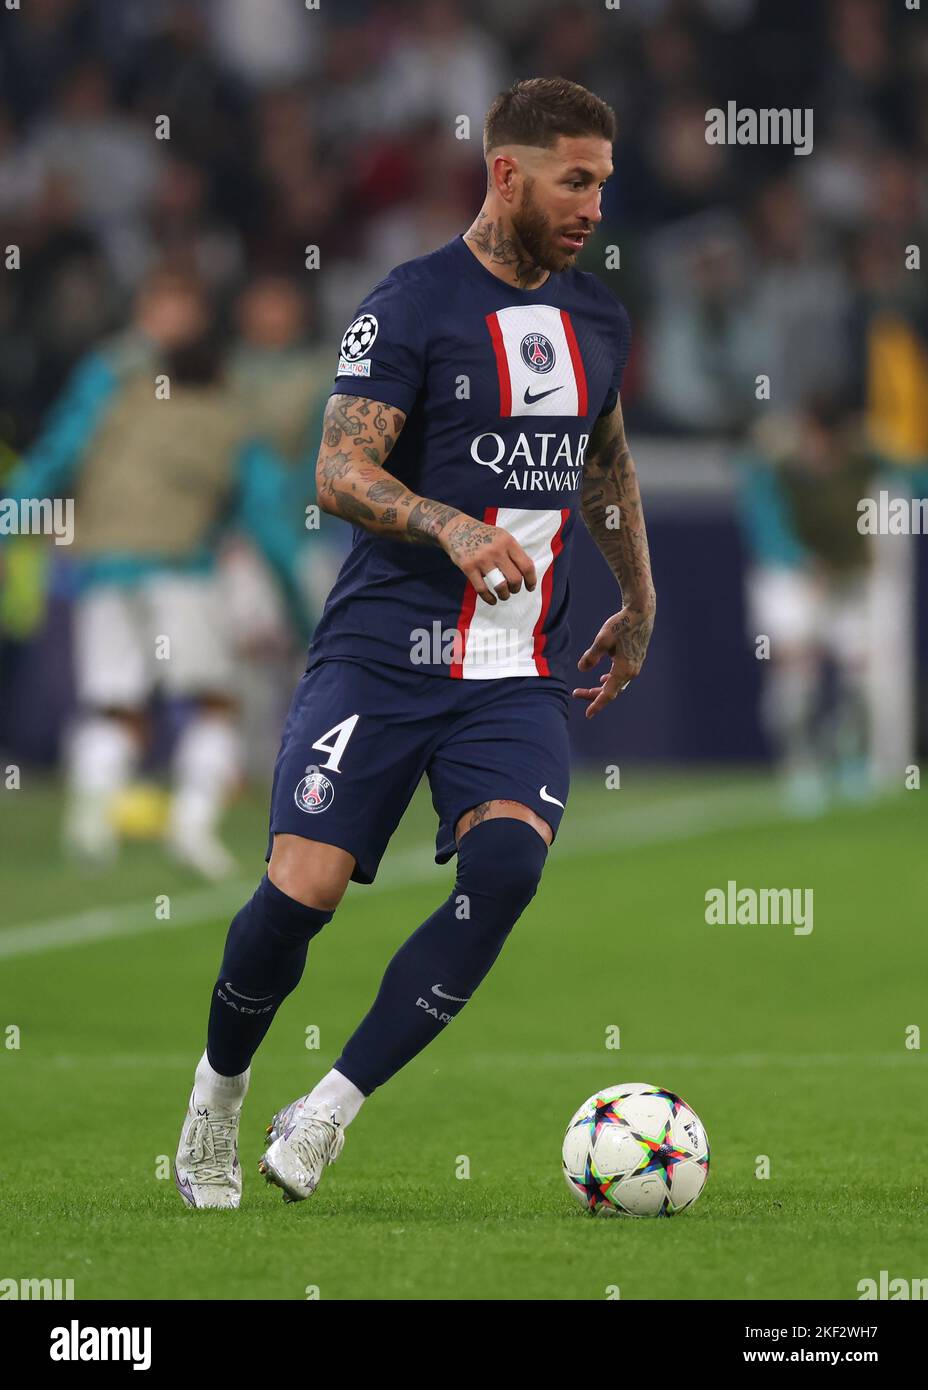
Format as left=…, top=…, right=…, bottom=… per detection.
left=849, top=207, right=928, bottom=471
left=0, top=0, right=923, bottom=453
left=643, top=212, right=759, bottom=433
left=224, top=273, right=349, bottom=773
left=819, top=0, right=904, bottom=143
left=0, top=0, right=99, bottom=124
left=25, top=59, right=163, bottom=282
left=739, top=397, right=877, bottom=813
left=226, top=272, right=348, bottom=605
left=0, top=103, right=44, bottom=217
left=228, top=276, right=323, bottom=463
left=359, top=120, right=481, bottom=281
left=520, top=2, right=622, bottom=112
left=2, top=266, right=311, bottom=876
left=245, top=85, right=343, bottom=271
left=147, top=154, right=244, bottom=290
left=206, top=0, right=321, bottom=89
left=743, top=175, right=853, bottom=413
left=373, top=0, right=504, bottom=136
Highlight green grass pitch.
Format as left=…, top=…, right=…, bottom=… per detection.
left=1, top=770, right=925, bottom=1300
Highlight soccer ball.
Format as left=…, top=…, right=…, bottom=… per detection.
left=562, top=1082, right=709, bottom=1217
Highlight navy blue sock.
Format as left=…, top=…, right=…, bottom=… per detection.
left=207, top=875, right=332, bottom=1076
left=335, top=818, right=548, bottom=1095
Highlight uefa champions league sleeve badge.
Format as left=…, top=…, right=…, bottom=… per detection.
left=337, top=313, right=378, bottom=378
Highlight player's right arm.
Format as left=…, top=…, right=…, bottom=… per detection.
left=316, top=393, right=536, bottom=605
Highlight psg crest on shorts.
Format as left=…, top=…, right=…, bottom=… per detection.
left=520, top=332, right=556, bottom=374
left=294, top=771, right=335, bottom=815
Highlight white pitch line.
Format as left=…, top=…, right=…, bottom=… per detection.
left=0, top=881, right=257, bottom=961
left=0, top=784, right=781, bottom=961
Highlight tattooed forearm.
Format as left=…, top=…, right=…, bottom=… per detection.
left=407, top=499, right=462, bottom=544
left=366, top=477, right=406, bottom=504
left=331, top=490, right=377, bottom=524
left=316, top=394, right=464, bottom=546
left=581, top=397, right=655, bottom=610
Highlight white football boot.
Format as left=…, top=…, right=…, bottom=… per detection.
left=259, top=1095, right=346, bottom=1203
left=174, top=1090, right=243, bottom=1209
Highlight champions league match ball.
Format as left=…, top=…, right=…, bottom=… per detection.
left=562, top=1082, right=709, bottom=1217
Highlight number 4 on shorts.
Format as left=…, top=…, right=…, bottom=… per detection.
left=311, top=715, right=360, bottom=773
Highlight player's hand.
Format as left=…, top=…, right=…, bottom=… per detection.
left=442, top=515, right=537, bottom=605
left=572, top=604, right=655, bottom=719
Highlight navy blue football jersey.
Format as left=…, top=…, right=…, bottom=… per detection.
left=308, top=234, right=631, bottom=685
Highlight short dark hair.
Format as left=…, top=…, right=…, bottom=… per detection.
left=483, top=78, right=616, bottom=155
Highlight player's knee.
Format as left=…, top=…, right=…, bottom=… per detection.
left=232, top=874, right=333, bottom=952
left=456, top=817, right=549, bottom=920
left=268, top=834, right=354, bottom=912
left=217, top=876, right=333, bottom=1015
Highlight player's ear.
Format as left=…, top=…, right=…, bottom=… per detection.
left=490, top=151, right=517, bottom=202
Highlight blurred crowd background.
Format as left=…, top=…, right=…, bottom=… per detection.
left=1, top=0, right=927, bottom=862
left=2, top=0, right=927, bottom=439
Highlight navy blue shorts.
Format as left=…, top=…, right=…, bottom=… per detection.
left=266, top=658, right=570, bottom=884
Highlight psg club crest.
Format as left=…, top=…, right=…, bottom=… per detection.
left=294, top=772, right=335, bottom=815
left=520, top=332, right=556, bottom=374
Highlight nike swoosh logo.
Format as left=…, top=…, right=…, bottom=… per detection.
left=523, top=385, right=563, bottom=405
left=432, top=984, right=470, bottom=1002
left=224, top=983, right=274, bottom=1002
left=539, top=785, right=565, bottom=808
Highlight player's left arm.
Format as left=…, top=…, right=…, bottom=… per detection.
left=575, top=394, right=656, bottom=719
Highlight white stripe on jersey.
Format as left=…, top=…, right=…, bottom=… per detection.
left=490, top=305, right=581, bottom=417
left=457, top=507, right=565, bottom=679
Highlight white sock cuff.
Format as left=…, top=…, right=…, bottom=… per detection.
left=195, top=1049, right=250, bottom=1104
left=306, top=1067, right=366, bottom=1126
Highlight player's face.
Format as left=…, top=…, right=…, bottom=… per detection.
left=137, top=281, right=208, bottom=350
left=238, top=280, right=303, bottom=349
left=512, top=136, right=612, bottom=273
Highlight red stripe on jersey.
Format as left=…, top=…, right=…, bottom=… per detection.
left=450, top=506, right=499, bottom=679
left=559, top=310, right=588, bottom=416
left=531, top=509, right=568, bottom=676
left=485, top=313, right=512, bottom=417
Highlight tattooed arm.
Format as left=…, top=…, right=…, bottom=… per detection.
left=316, top=393, right=537, bottom=605
left=574, top=395, right=656, bottom=718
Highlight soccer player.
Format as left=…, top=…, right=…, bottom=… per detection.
left=739, top=394, right=875, bottom=812
left=174, top=78, right=656, bottom=1208
left=4, top=269, right=310, bottom=878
